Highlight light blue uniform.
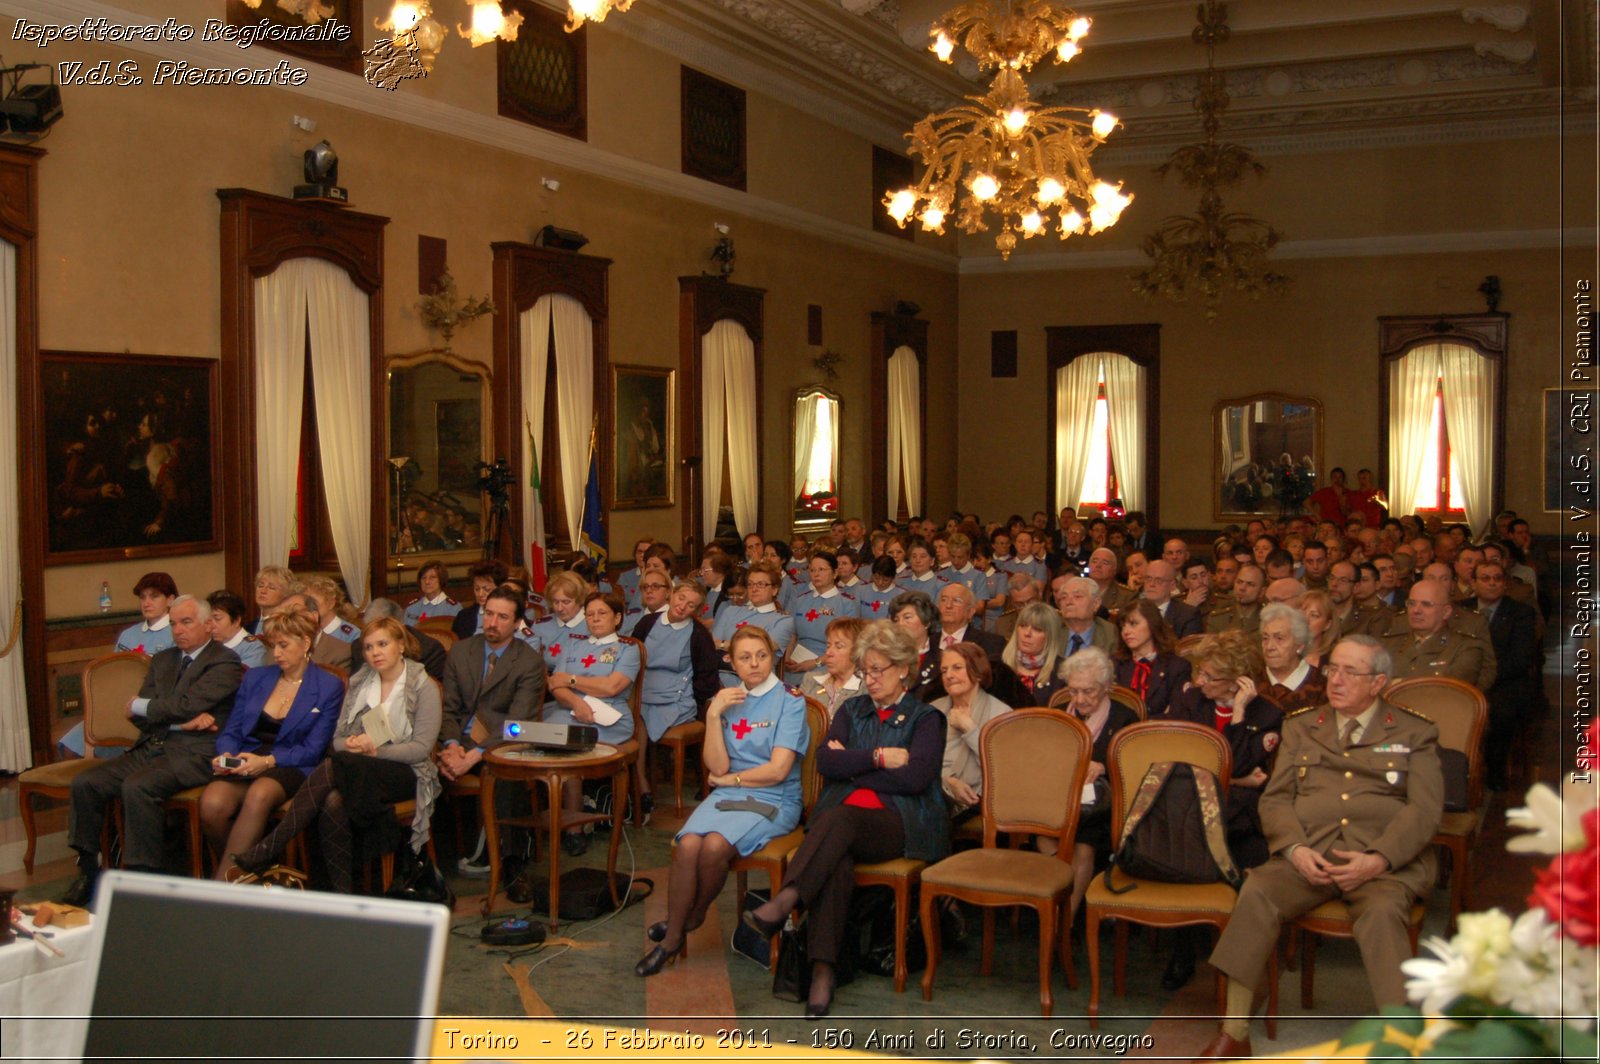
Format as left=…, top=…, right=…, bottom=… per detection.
left=715, top=604, right=794, bottom=687
left=543, top=634, right=641, bottom=746
left=855, top=582, right=900, bottom=620
left=976, top=566, right=1007, bottom=629
left=618, top=568, right=642, bottom=612
left=115, top=618, right=174, bottom=656
left=895, top=570, right=946, bottom=600
left=786, top=587, right=860, bottom=686
left=675, top=675, right=807, bottom=856
left=531, top=613, right=589, bottom=671
left=403, top=594, right=460, bottom=626
left=640, top=619, right=698, bottom=741
left=222, top=632, right=269, bottom=669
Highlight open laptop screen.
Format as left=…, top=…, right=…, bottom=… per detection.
left=80, top=872, right=447, bottom=1064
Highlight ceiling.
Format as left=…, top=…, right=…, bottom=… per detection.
left=619, top=0, right=1594, bottom=159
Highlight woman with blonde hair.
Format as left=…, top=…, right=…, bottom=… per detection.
left=300, top=575, right=361, bottom=669
left=251, top=564, right=295, bottom=633
left=1001, top=602, right=1068, bottom=705
left=1298, top=589, right=1338, bottom=668
left=234, top=616, right=441, bottom=891
left=801, top=616, right=866, bottom=721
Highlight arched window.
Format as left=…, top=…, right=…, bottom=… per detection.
left=793, top=386, right=840, bottom=529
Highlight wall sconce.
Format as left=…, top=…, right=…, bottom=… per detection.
left=375, top=1, right=445, bottom=71
left=242, top=0, right=336, bottom=23
left=566, top=0, right=636, bottom=33
left=459, top=1, right=524, bottom=46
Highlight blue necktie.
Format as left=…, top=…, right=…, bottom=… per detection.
left=1069, top=633, right=1084, bottom=656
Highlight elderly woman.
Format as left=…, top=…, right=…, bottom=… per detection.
left=301, top=575, right=361, bottom=669
left=636, top=626, right=808, bottom=976
left=546, top=591, right=642, bottom=855
left=1258, top=603, right=1327, bottom=712
left=1052, top=647, right=1139, bottom=919
left=1001, top=602, right=1069, bottom=705
left=201, top=605, right=343, bottom=878
left=714, top=560, right=794, bottom=686
left=896, top=539, right=943, bottom=598
left=697, top=552, right=737, bottom=622
left=787, top=551, right=862, bottom=685
left=634, top=579, right=721, bottom=815
left=933, top=643, right=1011, bottom=819
left=234, top=616, right=441, bottom=890
left=1299, top=589, right=1338, bottom=668
left=888, top=591, right=942, bottom=702
left=251, top=565, right=295, bottom=633
left=531, top=571, right=590, bottom=669
left=1113, top=599, right=1190, bottom=717
left=742, top=621, right=947, bottom=1019
left=801, top=616, right=866, bottom=721
left=402, top=560, right=460, bottom=626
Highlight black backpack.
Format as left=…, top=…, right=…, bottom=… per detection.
left=1103, top=761, right=1242, bottom=892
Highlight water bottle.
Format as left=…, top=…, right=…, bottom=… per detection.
left=99, top=581, right=112, bottom=614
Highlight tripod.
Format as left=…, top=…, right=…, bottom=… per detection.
left=482, top=490, right=517, bottom=564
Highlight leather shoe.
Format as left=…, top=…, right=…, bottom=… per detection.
left=1193, top=1031, right=1252, bottom=1060
left=59, top=874, right=96, bottom=910
left=1161, top=950, right=1196, bottom=991
left=561, top=832, right=589, bottom=857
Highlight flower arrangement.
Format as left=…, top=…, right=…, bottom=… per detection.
left=1338, top=721, right=1599, bottom=1059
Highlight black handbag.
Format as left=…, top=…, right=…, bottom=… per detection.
left=384, top=849, right=456, bottom=909
left=771, top=923, right=810, bottom=1002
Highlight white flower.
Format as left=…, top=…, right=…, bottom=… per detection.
left=1507, top=775, right=1600, bottom=854
left=1404, top=910, right=1515, bottom=1014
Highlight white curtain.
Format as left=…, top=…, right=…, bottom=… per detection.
left=1388, top=345, right=1442, bottom=518
left=1439, top=343, right=1495, bottom=532
left=887, top=346, right=922, bottom=517
left=520, top=301, right=551, bottom=559
left=304, top=261, right=372, bottom=606
left=793, top=392, right=836, bottom=504
left=519, top=295, right=595, bottom=549
left=1102, top=353, right=1146, bottom=513
left=793, top=391, right=820, bottom=505
left=252, top=262, right=312, bottom=572
left=702, top=319, right=758, bottom=536
left=1054, top=355, right=1102, bottom=516
left=0, top=241, right=29, bottom=770
left=701, top=326, right=727, bottom=538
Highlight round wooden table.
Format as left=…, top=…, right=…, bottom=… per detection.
left=480, top=742, right=629, bottom=928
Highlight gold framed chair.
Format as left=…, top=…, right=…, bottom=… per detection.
left=18, top=651, right=148, bottom=873
left=919, top=710, right=1092, bottom=1017
left=1384, top=675, right=1487, bottom=931
left=1051, top=684, right=1146, bottom=721
left=1082, top=720, right=1237, bottom=1027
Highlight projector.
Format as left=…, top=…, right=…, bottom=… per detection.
left=502, top=720, right=598, bottom=752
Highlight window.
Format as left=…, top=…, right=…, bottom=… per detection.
left=1411, top=377, right=1467, bottom=516
left=793, top=387, right=839, bottom=529
left=224, top=0, right=364, bottom=75
left=1075, top=368, right=1120, bottom=510
left=1046, top=326, right=1159, bottom=525
left=498, top=0, right=587, bottom=139
left=681, top=67, right=747, bottom=190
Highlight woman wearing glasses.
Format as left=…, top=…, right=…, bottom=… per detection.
left=742, top=620, right=948, bottom=1019
left=712, top=560, right=794, bottom=687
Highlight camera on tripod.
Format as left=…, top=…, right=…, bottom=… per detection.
left=475, top=458, right=515, bottom=505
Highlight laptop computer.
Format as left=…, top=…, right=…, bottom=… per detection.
left=72, top=871, right=449, bottom=1063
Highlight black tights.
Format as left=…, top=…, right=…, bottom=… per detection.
left=658, top=833, right=737, bottom=950
left=240, top=760, right=359, bottom=893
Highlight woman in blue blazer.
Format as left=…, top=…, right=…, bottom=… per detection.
left=199, top=604, right=343, bottom=879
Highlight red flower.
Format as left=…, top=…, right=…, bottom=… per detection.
left=1528, top=805, right=1600, bottom=946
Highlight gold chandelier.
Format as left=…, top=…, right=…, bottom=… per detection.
left=883, top=0, right=1132, bottom=260
left=1132, top=0, right=1289, bottom=318
left=565, top=0, right=635, bottom=32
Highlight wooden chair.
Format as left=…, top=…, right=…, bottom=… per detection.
left=854, top=855, right=926, bottom=994
left=416, top=618, right=456, bottom=642
left=1052, top=685, right=1146, bottom=721
left=1266, top=898, right=1427, bottom=1019
left=18, top=651, right=148, bottom=873
left=426, top=627, right=457, bottom=652
left=1083, top=721, right=1237, bottom=1027
left=656, top=720, right=707, bottom=817
left=1176, top=634, right=1206, bottom=655
left=378, top=799, right=442, bottom=891
left=919, top=710, right=1092, bottom=1017
left=1385, top=676, right=1487, bottom=931
left=730, top=697, right=829, bottom=938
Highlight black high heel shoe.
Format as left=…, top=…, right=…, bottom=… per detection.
left=742, top=908, right=785, bottom=938
left=647, top=921, right=667, bottom=942
left=634, top=941, right=685, bottom=977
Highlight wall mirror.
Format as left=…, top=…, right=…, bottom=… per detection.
left=386, top=349, right=492, bottom=568
left=1213, top=392, right=1323, bottom=519
left=792, top=385, right=840, bottom=532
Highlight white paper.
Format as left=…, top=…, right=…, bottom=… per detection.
left=1080, top=783, right=1098, bottom=805
left=789, top=643, right=819, bottom=665
left=582, top=694, right=622, bottom=727
left=361, top=705, right=396, bottom=747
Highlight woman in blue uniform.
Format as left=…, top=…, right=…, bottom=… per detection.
left=545, top=591, right=641, bottom=855
left=530, top=571, right=589, bottom=671
left=715, top=560, right=794, bottom=686
left=785, top=551, right=860, bottom=686
left=635, top=625, right=808, bottom=976
left=856, top=555, right=902, bottom=621
left=618, top=538, right=654, bottom=612
left=635, top=579, right=721, bottom=815
left=896, top=539, right=944, bottom=598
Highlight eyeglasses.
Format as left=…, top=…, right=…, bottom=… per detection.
left=640, top=583, right=670, bottom=591
left=863, top=664, right=900, bottom=680
left=1194, top=670, right=1237, bottom=687
left=1324, top=665, right=1377, bottom=680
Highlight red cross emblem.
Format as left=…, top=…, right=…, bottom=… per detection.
left=547, top=641, right=560, bottom=657
left=135, top=644, right=145, bottom=654
left=869, top=602, right=882, bottom=613
left=805, top=609, right=820, bottom=622
left=735, top=621, right=749, bottom=629
left=581, top=654, right=597, bottom=668
left=731, top=718, right=752, bottom=739
left=419, top=612, right=428, bottom=621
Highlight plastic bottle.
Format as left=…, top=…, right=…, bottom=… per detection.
left=99, top=581, right=112, bottom=614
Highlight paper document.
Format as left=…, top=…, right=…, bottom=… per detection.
left=1080, top=783, right=1097, bottom=805
left=362, top=706, right=396, bottom=747
left=789, top=644, right=819, bottom=665
left=582, top=694, right=622, bottom=727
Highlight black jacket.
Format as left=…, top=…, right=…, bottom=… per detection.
left=814, top=693, right=949, bottom=862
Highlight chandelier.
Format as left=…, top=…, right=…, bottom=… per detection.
left=882, top=0, right=1132, bottom=260
left=1132, top=0, right=1289, bottom=319
left=565, top=0, right=635, bottom=32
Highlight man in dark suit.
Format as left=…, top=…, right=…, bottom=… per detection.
left=437, top=586, right=546, bottom=780
left=1124, top=510, right=1158, bottom=560
left=1141, top=560, right=1203, bottom=639
left=1054, top=517, right=1091, bottom=575
left=1461, top=562, right=1538, bottom=790
left=64, top=596, right=244, bottom=903
left=351, top=598, right=448, bottom=681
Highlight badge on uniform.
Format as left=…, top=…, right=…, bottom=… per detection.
left=1385, top=770, right=1401, bottom=785
left=1262, top=732, right=1280, bottom=752
left=600, top=649, right=618, bottom=664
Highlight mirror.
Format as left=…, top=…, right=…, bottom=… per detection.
left=1213, top=392, right=1323, bottom=519
left=793, top=385, right=840, bottom=531
left=385, top=350, right=492, bottom=564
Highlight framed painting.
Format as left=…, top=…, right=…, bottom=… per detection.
left=1212, top=392, right=1324, bottom=520
left=612, top=364, right=674, bottom=509
left=41, top=352, right=221, bottom=563
left=1544, top=387, right=1593, bottom=513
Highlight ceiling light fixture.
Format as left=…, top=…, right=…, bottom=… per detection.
left=1132, top=0, right=1289, bottom=319
left=458, top=1, right=524, bottom=46
left=374, top=1, right=446, bottom=71
left=882, top=0, right=1130, bottom=260
left=565, top=0, right=636, bottom=33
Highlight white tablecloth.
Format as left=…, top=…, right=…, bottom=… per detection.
left=0, top=914, right=94, bottom=1064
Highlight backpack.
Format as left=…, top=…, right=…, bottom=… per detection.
left=1103, top=761, right=1242, bottom=892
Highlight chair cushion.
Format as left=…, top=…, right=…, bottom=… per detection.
left=923, top=848, right=1076, bottom=898
left=1299, top=898, right=1425, bottom=930
left=1436, top=810, right=1481, bottom=838
left=661, top=721, right=706, bottom=744
left=19, top=760, right=97, bottom=789
left=1085, top=867, right=1238, bottom=914
left=855, top=857, right=925, bottom=880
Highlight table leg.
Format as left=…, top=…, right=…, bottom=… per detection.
left=606, top=767, right=626, bottom=908
left=481, top=769, right=500, bottom=916
left=546, top=771, right=563, bottom=932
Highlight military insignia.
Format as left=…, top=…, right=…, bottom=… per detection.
left=340, top=623, right=355, bottom=635
left=894, top=714, right=906, bottom=726
left=1385, top=771, right=1401, bottom=785
left=600, top=649, right=618, bottom=664
left=580, top=654, right=597, bottom=668
left=1262, top=732, right=1280, bottom=752
left=785, top=684, right=803, bottom=696
left=805, top=609, right=820, bottom=622
left=1297, top=766, right=1307, bottom=779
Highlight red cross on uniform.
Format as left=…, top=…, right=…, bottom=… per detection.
left=805, top=609, right=820, bottom=622
left=735, top=621, right=749, bottom=630
left=547, top=642, right=560, bottom=657
left=731, top=718, right=752, bottom=739
left=581, top=654, right=596, bottom=668
left=869, top=602, right=881, bottom=613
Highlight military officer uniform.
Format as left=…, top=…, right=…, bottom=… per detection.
left=1209, top=698, right=1443, bottom=1007
left=1343, top=600, right=1394, bottom=639
left=311, top=616, right=361, bottom=669
left=993, top=608, right=1022, bottom=643
left=1099, top=582, right=1139, bottom=616
left=1205, top=599, right=1261, bottom=635
left=1380, top=619, right=1496, bottom=690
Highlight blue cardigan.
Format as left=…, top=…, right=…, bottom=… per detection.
left=214, top=664, right=343, bottom=773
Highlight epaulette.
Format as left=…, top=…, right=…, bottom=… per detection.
left=1392, top=703, right=1434, bottom=723
left=1285, top=705, right=1318, bottom=717
left=339, top=622, right=356, bottom=635
left=785, top=684, right=803, bottom=696
left=840, top=591, right=856, bottom=601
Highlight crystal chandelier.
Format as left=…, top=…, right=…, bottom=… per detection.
left=565, top=0, right=635, bottom=32
left=1132, top=0, right=1289, bottom=319
left=882, top=0, right=1132, bottom=260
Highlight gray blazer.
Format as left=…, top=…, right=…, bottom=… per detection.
left=440, top=635, right=546, bottom=747
left=136, top=640, right=244, bottom=752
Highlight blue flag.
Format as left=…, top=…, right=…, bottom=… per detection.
left=579, top=432, right=607, bottom=569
